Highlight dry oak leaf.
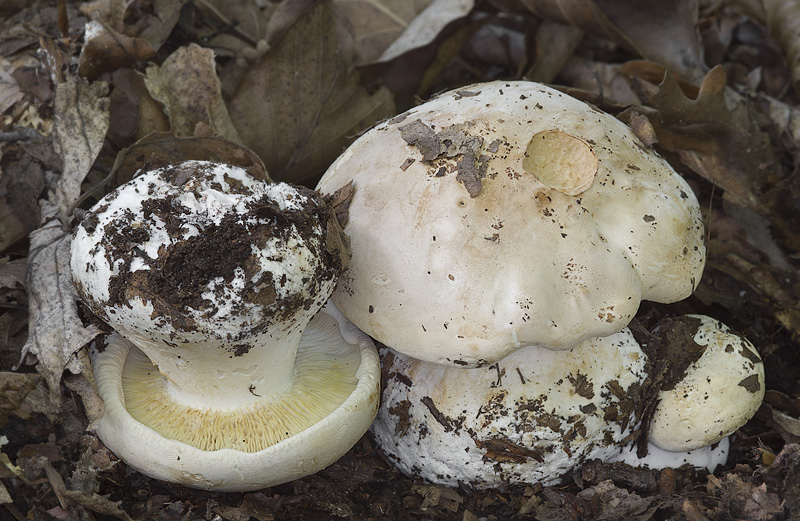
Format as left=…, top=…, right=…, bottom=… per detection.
left=229, top=0, right=395, bottom=184
left=621, top=66, right=776, bottom=210
left=349, top=0, right=474, bottom=65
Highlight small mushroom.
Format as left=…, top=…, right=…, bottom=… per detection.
left=647, top=314, right=765, bottom=452
left=372, top=329, right=649, bottom=488
left=317, top=81, right=705, bottom=367
left=71, top=160, right=380, bottom=491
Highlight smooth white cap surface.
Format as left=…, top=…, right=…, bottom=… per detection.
left=649, top=315, right=764, bottom=452
left=317, top=81, right=705, bottom=366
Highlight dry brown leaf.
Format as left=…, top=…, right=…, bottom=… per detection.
left=134, top=0, right=185, bottom=51
left=707, top=473, right=785, bottom=521
left=61, top=489, right=133, bottom=521
left=0, top=151, right=45, bottom=251
left=193, top=0, right=270, bottom=51
left=762, top=0, right=800, bottom=96
left=525, top=19, right=583, bottom=83
left=106, top=68, right=170, bottom=148
left=78, top=19, right=156, bottom=80
left=620, top=66, right=776, bottom=210
left=518, top=0, right=707, bottom=82
left=110, top=132, right=270, bottom=186
left=144, top=44, right=242, bottom=142
left=558, top=58, right=641, bottom=106
left=80, top=0, right=182, bottom=52
left=51, top=76, right=110, bottom=224
left=335, top=0, right=435, bottom=64
left=372, top=0, right=475, bottom=64
left=0, top=58, right=24, bottom=114
left=18, top=204, right=102, bottom=404
left=229, top=0, right=395, bottom=184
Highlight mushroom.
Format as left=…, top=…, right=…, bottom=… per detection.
left=71, top=160, right=380, bottom=491
left=372, top=314, right=765, bottom=487
left=372, top=328, right=649, bottom=488
left=316, top=80, right=705, bottom=367
left=646, top=314, right=765, bottom=452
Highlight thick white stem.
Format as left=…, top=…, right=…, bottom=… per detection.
left=122, top=325, right=304, bottom=410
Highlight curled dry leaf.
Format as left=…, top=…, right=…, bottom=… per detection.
left=230, top=0, right=395, bottom=184
left=0, top=58, right=24, bottom=114
left=144, top=44, right=242, bottom=142
left=518, top=0, right=707, bottom=82
left=524, top=19, right=584, bottom=83
left=51, top=75, right=110, bottom=224
left=78, top=19, right=156, bottom=80
left=19, top=204, right=101, bottom=404
left=110, top=131, right=270, bottom=187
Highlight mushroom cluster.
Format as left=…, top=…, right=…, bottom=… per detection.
left=71, top=160, right=380, bottom=491
left=316, top=81, right=765, bottom=487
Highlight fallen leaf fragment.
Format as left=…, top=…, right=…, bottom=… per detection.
left=18, top=203, right=101, bottom=404
left=335, top=0, right=435, bottom=65
left=762, top=0, right=800, bottom=96
left=621, top=66, right=776, bottom=210
left=356, top=0, right=475, bottom=65
left=109, top=131, right=270, bottom=187
left=0, top=58, right=24, bottom=114
left=78, top=19, right=156, bottom=80
left=0, top=372, right=41, bottom=425
left=230, top=0, right=395, bottom=184
left=519, top=0, right=707, bottom=82
left=51, top=75, right=110, bottom=224
left=0, top=151, right=45, bottom=251
left=144, top=44, right=242, bottom=142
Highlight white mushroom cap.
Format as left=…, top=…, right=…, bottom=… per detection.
left=71, top=160, right=380, bottom=490
left=648, top=314, right=764, bottom=452
left=317, top=81, right=705, bottom=366
left=371, top=328, right=649, bottom=488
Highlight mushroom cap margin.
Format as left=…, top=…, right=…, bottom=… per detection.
left=91, top=304, right=381, bottom=491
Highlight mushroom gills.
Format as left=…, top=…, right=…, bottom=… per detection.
left=111, top=310, right=360, bottom=452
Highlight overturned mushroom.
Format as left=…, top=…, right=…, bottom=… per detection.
left=317, top=80, right=705, bottom=367
left=71, top=160, right=380, bottom=491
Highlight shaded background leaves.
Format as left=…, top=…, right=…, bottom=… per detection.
left=1, top=0, right=800, bottom=519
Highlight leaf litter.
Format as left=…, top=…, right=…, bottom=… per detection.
left=1, top=0, right=800, bottom=519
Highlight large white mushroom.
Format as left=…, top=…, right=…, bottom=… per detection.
left=316, top=80, right=705, bottom=367
left=315, top=81, right=764, bottom=487
left=71, top=160, right=380, bottom=491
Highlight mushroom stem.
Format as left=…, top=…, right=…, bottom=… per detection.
left=127, top=328, right=305, bottom=409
